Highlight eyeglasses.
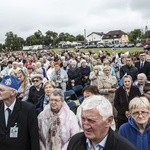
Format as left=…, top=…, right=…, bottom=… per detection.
left=32, top=80, right=39, bottom=83
left=132, top=111, right=149, bottom=117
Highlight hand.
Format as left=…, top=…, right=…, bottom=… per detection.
left=108, top=88, right=116, bottom=93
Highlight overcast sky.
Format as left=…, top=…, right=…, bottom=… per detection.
left=0, top=0, right=150, bottom=43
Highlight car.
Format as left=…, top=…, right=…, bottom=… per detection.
left=97, top=44, right=104, bottom=48
left=127, top=43, right=135, bottom=47
left=136, top=43, right=143, bottom=47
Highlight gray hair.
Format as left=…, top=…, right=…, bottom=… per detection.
left=137, top=73, right=147, bottom=81
left=81, top=95, right=113, bottom=120
left=122, top=74, right=133, bottom=83
left=129, top=97, right=150, bottom=111
left=50, top=88, right=64, bottom=101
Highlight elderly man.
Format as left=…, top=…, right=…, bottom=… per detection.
left=0, top=75, right=40, bottom=150
left=67, top=95, right=136, bottom=150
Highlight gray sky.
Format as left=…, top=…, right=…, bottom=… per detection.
left=0, top=0, right=150, bottom=43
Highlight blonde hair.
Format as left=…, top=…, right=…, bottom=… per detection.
left=43, top=81, right=55, bottom=89
left=129, top=97, right=150, bottom=111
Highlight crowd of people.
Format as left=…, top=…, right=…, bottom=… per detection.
left=0, top=48, right=150, bottom=150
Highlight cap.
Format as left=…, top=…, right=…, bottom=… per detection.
left=31, top=74, right=43, bottom=81
left=0, top=75, right=21, bottom=90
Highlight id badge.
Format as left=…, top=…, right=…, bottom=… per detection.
left=10, top=123, right=18, bottom=138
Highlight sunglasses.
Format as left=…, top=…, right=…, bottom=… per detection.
left=32, top=80, right=39, bottom=83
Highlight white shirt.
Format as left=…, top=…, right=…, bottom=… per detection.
left=4, top=100, right=16, bottom=125
left=86, top=134, right=108, bottom=150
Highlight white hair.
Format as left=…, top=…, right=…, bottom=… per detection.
left=137, top=73, right=147, bottom=81
left=81, top=95, right=113, bottom=120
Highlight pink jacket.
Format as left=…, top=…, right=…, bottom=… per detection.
left=38, top=102, right=80, bottom=150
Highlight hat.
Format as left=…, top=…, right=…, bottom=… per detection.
left=31, top=74, right=43, bottom=81
left=0, top=75, right=21, bottom=90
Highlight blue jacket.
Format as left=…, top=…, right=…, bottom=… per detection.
left=119, top=117, right=150, bottom=150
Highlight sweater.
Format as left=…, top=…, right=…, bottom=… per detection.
left=119, top=117, right=150, bottom=150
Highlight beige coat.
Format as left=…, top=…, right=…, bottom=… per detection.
left=97, top=74, right=118, bottom=105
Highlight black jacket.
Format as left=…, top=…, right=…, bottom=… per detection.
left=0, top=100, right=40, bottom=150
left=120, top=65, right=138, bottom=81
left=135, top=61, right=150, bottom=80
left=114, top=86, right=141, bottom=122
left=27, top=84, right=44, bottom=105
left=67, top=129, right=136, bottom=150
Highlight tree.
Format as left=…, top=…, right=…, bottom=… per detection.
left=128, top=29, right=142, bottom=43
left=5, top=32, right=24, bottom=51
left=75, top=34, right=84, bottom=41
left=45, top=30, right=58, bottom=47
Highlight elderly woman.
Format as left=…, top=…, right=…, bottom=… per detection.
left=36, top=81, right=55, bottom=115
left=119, top=97, right=150, bottom=150
left=89, top=65, right=101, bottom=86
left=38, top=88, right=80, bottom=150
left=67, top=60, right=82, bottom=90
left=133, top=73, right=150, bottom=94
left=114, top=75, right=141, bottom=129
left=98, top=65, right=118, bottom=106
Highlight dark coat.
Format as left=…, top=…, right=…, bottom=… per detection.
left=67, top=128, right=136, bottom=150
left=80, top=66, right=91, bottom=86
left=135, top=61, right=150, bottom=80
left=0, top=99, right=40, bottom=150
left=67, top=67, right=82, bottom=89
left=27, top=84, right=45, bottom=105
left=35, top=94, right=46, bottom=115
left=114, top=86, right=141, bottom=122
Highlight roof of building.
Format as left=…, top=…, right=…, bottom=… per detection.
left=87, top=32, right=104, bottom=37
left=102, top=30, right=127, bottom=39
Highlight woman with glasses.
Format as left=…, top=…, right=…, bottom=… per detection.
left=119, top=97, right=150, bottom=150
left=38, top=88, right=80, bottom=150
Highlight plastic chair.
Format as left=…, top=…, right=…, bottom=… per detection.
left=64, top=90, right=78, bottom=102
left=72, top=85, right=84, bottom=103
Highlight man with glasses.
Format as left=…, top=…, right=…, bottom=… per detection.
left=27, top=74, right=44, bottom=105
left=0, top=75, right=40, bottom=150
left=119, top=97, right=150, bottom=150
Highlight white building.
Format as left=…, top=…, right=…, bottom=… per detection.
left=86, top=32, right=104, bottom=44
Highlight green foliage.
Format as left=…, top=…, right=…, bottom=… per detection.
left=2, top=28, right=148, bottom=51
left=128, top=29, right=142, bottom=43
left=5, top=31, right=24, bottom=51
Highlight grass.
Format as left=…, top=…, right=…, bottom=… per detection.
left=52, top=47, right=144, bottom=55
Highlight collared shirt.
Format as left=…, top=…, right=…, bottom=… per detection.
left=140, top=61, right=145, bottom=68
left=86, top=135, right=108, bottom=150
left=4, top=99, right=16, bottom=125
